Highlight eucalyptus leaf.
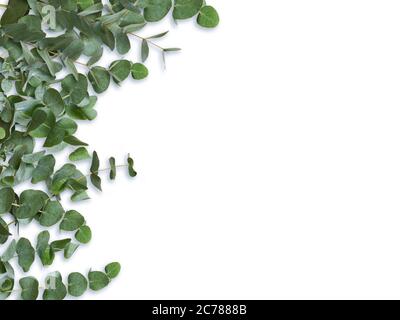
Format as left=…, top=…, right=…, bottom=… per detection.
left=0, top=187, right=15, bottom=214
left=69, top=147, right=90, bottom=162
left=68, top=272, right=88, bottom=297
left=31, top=154, right=55, bottom=184
left=197, top=5, right=219, bottom=28
left=16, top=238, right=35, bottom=272
left=88, top=67, right=110, bottom=94
left=1, top=240, right=17, bottom=262
left=60, top=210, right=85, bottom=231
left=43, top=272, right=67, bottom=300
left=88, top=271, right=110, bottom=291
left=75, top=225, right=92, bottom=244
left=105, top=262, right=121, bottom=279
left=131, top=63, right=149, bottom=80
left=109, top=60, right=131, bottom=84
left=39, top=201, right=64, bottom=227
left=173, top=0, right=203, bottom=20
left=15, top=190, right=48, bottom=220
left=19, top=277, right=39, bottom=300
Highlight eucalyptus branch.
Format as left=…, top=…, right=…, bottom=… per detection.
left=0, top=0, right=219, bottom=301
left=129, top=32, right=166, bottom=51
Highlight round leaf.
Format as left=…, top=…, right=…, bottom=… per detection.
left=75, top=225, right=92, bottom=244
left=173, top=0, right=203, bottom=20
left=197, top=6, right=219, bottom=28
left=144, top=0, right=172, bottom=22
left=68, top=272, right=88, bottom=297
left=131, top=63, right=148, bottom=80
left=43, top=272, right=67, bottom=300
left=88, top=271, right=110, bottom=291
left=43, top=88, right=65, bottom=116
left=19, top=277, right=39, bottom=300
left=105, top=262, right=121, bottom=279
left=60, top=210, right=85, bottom=231
left=109, top=60, right=131, bottom=84
left=39, top=201, right=64, bottom=227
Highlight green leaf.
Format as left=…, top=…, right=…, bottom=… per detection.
left=78, top=0, right=95, bottom=11
left=71, top=190, right=90, bottom=202
left=88, top=271, right=110, bottom=291
left=64, top=135, right=89, bottom=146
left=197, top=5, right=219, bottom=28
left=105, top=262, right=121, bottom=279
left=37, top=49, right=58, bottom=75
left=50, top=163, right=80, bottom=195
left=109, top=60, right=131, bottom=84
left=1, top=0, right=29, bottom=25
left=19, top=277, right=39, bottom=300
left=50, top=239, right=71, bottom=252
left=39, top=201, right=64, bottom=227
left=173, top=0, right=203, bottom=20
left=75, top=225, right=92, bottom=244
left=43, top=88, right=65, bottom=116
left=61, top=74, right=88, bottom=105
left=1, top=79, right=13, bottom=93
left=0, top=218, right=10, bottom=245
left=36, top=231, right=54, bottom=266
left=0, top=128, right=6, bottom=140
left=44, top=118, right=78, bottom=148
left=43, top=272, right=67, bottom=300
left=90, top=173, right=102, bottom=191
left=100, top=25, right=115, bottom=50
left=0, top=219, right=10, bottom=239
left=43, top=125, right=65, bottom=148
left=68, top=272, right=87, bottom=297
left=131, top=63, right=149, bottom=80
left=0, top=275, right=14, bottom=300
left=116, top=30, right=131, bottom=55
left=109, top=157, right=116, bottom=180
left=64, top=242, right=79, bottom=259
left=1, top=240, right=17, bottom=262
left=62, top=39, right=84, bottom=61
left=16, top=238, right=35, bottom=272
left=28, top=109, right=56, bottom=138
left=69, top=147, right=90, bottom=162
left=90, top=151, right=99, bottom=173
left=60, top=210, right=85, bottom=231
left=127, top=155, right=137, bottom=177
left=15, top=190, right=48, bottom=220
left=0, top=187, right=15, bottom=214
left=31, top=154, right=55, bottom=184
left=21, top=151, right=46, bottom=164
left=147, top=31, right=169, bottom=39
left=141, top=39, right=149, bottom=62
left=143, top=0, right=172, bottom=22
left=88, top=67, right=110, bottom=94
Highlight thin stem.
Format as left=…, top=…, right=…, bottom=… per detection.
left=92, top=164, right=129, bottom=176
left=6, top=220, right=17, bottom=227
left=129, top=33, right=165, bottom=51
left=47, top=49, right=89, bottom=68
left=72, top=59, right=89, bottom=68
left=76, top=164, right=129, bottom=182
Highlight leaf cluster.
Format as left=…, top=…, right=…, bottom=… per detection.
left=0, top=0, right=219, bottom=300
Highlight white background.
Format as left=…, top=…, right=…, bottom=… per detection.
left=6, top=0, right=400, bottom=300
